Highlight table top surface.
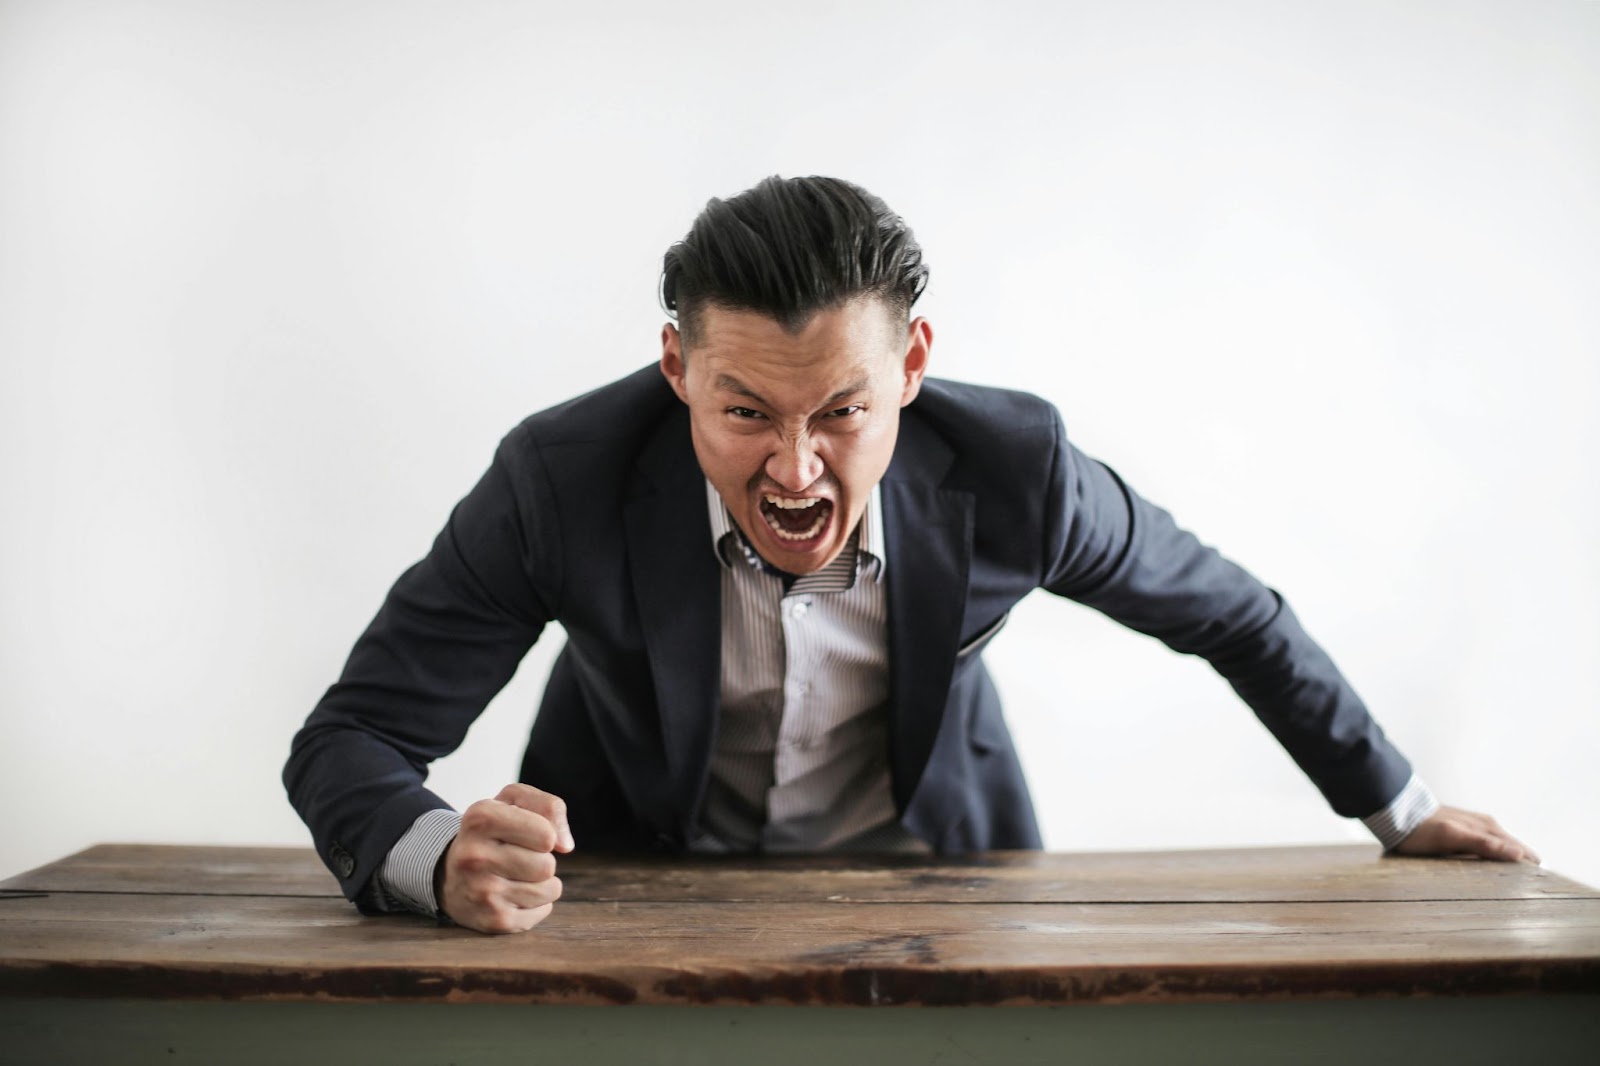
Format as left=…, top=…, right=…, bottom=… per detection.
left=3, top=843, right=1597, bottom=1005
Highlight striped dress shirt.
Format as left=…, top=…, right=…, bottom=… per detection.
left=689, top=479, right=929, bottom=855
left=364, top=484, right=1438, bottom=917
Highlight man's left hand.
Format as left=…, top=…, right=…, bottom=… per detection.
left=1391, top=805, right=1540, bottom=864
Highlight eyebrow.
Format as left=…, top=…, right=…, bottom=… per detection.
left=714, top=373, right=872, bottom=411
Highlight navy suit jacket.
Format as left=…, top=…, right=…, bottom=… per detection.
left=285, top=365, right=1414, bottom=904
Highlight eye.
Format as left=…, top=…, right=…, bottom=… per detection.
left=727, top=406, right=765, bottom=420
left=825, top=405, right=863, bottom=418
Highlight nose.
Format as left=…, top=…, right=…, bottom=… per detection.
left=766, top=433, right=824, bottom=493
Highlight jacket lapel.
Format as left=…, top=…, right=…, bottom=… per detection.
left=882, top=413, right=974, bottom=815
left=623, top=406, right=721, bottom=843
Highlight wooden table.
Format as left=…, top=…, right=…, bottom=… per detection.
left=2, top=843, right=1597, bottom=1064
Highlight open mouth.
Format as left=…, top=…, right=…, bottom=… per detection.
left=758, top=493, right=833, bottom=544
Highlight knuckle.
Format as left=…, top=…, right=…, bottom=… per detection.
left=460, top=803, right=497, bottom=833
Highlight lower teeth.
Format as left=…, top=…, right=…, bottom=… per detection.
left=763, top=508, right=827, bottom=542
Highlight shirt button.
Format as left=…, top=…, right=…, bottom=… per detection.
left=790, top=601, right=809, bottom=618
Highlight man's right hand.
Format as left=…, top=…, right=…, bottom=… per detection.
left=437, top=783, right=575, bottom=934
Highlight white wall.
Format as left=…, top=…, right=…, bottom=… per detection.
left=2, top=0, right=1595, bottom=888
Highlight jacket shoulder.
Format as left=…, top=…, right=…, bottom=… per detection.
left=501, top=363, right=679, bottom=455
left=908, top=377, right=1063, bottom=462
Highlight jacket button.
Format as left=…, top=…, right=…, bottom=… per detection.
left=330, top=842, right=356, bottom=879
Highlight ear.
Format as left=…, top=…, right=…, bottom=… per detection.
left=659, top=323, right=690, bottom=404
left=898, top=316, right=932, bottom=407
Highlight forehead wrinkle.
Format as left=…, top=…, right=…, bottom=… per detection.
left=712, top=372, right=772, bottom=408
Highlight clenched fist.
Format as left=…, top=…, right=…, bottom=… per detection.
left=437, top=783, right=575, bottom=934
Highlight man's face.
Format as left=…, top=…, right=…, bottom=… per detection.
left=660, top=298, right=931, bottom=575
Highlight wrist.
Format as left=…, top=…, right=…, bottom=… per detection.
left=432, top=848, right=450, bottom=920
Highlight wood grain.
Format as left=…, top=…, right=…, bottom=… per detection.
left=3, top=844, right=1597, bottom=1006
left=3, top=843, right=1592, bottom=903
left=2, top=891, right=1598, bottom=1004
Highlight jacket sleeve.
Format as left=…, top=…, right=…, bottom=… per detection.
left=1038, top=407, right=1413, bottom=818
left=283, top=433, right=561, bottom=905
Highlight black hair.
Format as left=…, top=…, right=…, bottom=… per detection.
left=660, top=175, right=929, bottom=347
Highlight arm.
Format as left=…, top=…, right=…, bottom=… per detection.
left=1039, top=411, right=1537, bottom=861
left=283, top=433, right=568, bottom=908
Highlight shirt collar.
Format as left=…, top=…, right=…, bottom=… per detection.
left=705, top=479, right=886, bottom=583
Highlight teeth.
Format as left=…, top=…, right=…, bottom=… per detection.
left=764, top=494, right=822, bottom=510
left=762, top=507, right=828, bottom=541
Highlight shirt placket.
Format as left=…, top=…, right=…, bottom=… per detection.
left=766, top=588, right=820, bottom=828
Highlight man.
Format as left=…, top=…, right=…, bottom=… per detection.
left=285, top=175, right=1538, bottom=936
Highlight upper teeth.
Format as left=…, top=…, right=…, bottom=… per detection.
left=765, top=495, right=821, bottom=510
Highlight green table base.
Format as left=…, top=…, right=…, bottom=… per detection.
left=3, top=996, right=1597, bottom=1065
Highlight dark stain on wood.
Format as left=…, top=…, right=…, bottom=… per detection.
left=0, top=961, right=642, bottom=1005
left=796, top=933, right=944, bottom=966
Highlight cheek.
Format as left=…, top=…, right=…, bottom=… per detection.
left=691, top=420, right=765, bottom=478
left=828, top=419, right=898, bottom=476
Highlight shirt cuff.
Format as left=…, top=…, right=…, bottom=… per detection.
left=1361, top=774, right=1440, bottom=851
left=372, top=808, right=462, bottom=917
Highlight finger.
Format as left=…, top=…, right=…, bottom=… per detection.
left=487, top=842, right=558, bottom=884
left=457, top=875, right=562, bottom=925
left=1462, top=831, right=1526, bottom=863
left=460, top=799, right=559, bottom=853
left=1472, top=819, right=1536, bottom=864
left=496, top=873, right=564, bottom=910
left=1470, top=824, right=1540, bottom=865
left=490, top=806, right=560, bottom=853
left=1499, top=833, right=1541, bottom=865
left=451, top=834, right=559, bottom=884
left=464, top=901, right=554, bottom=936
left=496, top=783, right=576, bottom=852
left=1444, top=809, right=1539, bottom=864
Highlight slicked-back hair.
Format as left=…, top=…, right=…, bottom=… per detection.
left=660, top=175, right=929, bottom=349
